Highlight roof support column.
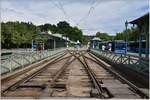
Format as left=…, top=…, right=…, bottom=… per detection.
left=54, top=39, right=56, bottom=49
left=31, top=39, right=34, bottom=51
left=139, top=33, right=142, bottom=57
left=43, top=42, right=44, bottom=50
left=145, top=24, right=149, bottom=59
left=66, top=41, right=68, bottom=48
left=145, top=33, right=149, bottom=59
left=93, top=41, right=95, bottom=48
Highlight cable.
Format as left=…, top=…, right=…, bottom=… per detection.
left=50, top=0, right=103, bottom=34
left=77, top=0, right=101, bottom=25
left=77, top=0, right=103, bottom=34
left=51, top=0, right=79, bottom=26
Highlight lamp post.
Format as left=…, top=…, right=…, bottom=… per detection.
left=125, top=20, right=128, bottom=42
left=125, top=20, right=128, bottom=53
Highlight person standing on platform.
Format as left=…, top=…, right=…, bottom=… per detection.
left=102, top=45, right=105, bottom=51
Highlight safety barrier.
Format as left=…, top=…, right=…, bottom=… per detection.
left=1, top=48, right=66, bottom=75
left=90, top=49, right=149, bottom=76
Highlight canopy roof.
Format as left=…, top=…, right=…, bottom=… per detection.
left=39, top=32, right=70, bottom=42
left=129, top=13, right=149, bottom=25
left=38, top=32, right=79, bottom=44
left=91, top=37, right=102, bottom=41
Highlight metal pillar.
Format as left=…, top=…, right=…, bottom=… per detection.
left=145, top=33, right=149, bottom=58
left=139, top=34, right=142, bottom=57
left=54, top=39, right=56, bottom=49
left=93, top=41, right=95, bottom=48
left=125, top=21, right=128, bottom=42
left=66, top=42, right=68, bottom=48
left=43, top=42, right=44, bottom=50
left=31, top=40, right=34, bottom=51
left=145, top=25, right=149, bottom=59
left=138, top=25, right=143, bottom=58
left=125, top=21, right=128, bottom=53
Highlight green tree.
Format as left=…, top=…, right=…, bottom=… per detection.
left=96, top=32, right=112, bottom=41
left=1, top=20, right=84, bottom=49
left=12, top=32, right=22, bottom=47
left=114, top=27, right=140, bottom=41
left=2, top=21, right=40, bottom=48
left=114, top=32, right=125, bottom=40
left=1, top=22, right=14, bottom=48
left=57, top=21, right=71, bottom=35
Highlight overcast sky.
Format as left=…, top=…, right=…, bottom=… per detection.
left=1, top=0, right=149, bottom=35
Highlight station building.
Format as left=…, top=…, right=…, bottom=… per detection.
left=33, top=31, right=70, bottom=50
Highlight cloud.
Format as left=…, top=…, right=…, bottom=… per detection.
left=1, top=0, right=149, bottom=35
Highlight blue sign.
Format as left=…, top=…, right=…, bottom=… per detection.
left=114, top=50, right=127, bottom=54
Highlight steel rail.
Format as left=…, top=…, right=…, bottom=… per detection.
left=82, top=55, right=106, bottom=98
left=87, top=52, right=149, bottom=99
left=42, top=56, right=73, bottom=97
left=68, top=50, right=108, bottom=98
left=1, top=51, right=67, bottom=82
left=1, top=51, right=70, bottom=95
left=2, top=50, right=84, bottom=97
left=66, top=49, right=87, bottom=57
left=48, top=50, right=86, bottom=96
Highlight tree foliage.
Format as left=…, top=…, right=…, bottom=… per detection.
left=1, top=21, right=40, bottom=48
left=2, top=21, right=83, bottom=48
left=95, top=27, right=140, bottom=42
left=38, top=21, right=83, bottom=43
left=114, top=27, right=140, bottom=41
left=96, top=32, right=112, bottom=41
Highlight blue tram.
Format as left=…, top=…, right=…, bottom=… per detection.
left=99, top=40, right=127, bottom=54
left=113, top=40, right=127, bottom=54
left=128, top=40, right=147, bottom=53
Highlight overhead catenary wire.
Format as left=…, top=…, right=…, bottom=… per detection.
left=51, top=0, right=103, bottom=34
left=77, top=0, right=101, bottom=26
left=77, top=0, right=103, bottom=34
left=51, top=0, right=79, bottom=26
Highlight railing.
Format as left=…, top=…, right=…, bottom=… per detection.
left=1, top=48, right=66, bottom=75
left=90, top=49, right=149, bottom=76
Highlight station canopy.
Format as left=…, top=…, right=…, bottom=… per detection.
left=91, top=37, right=102, bottom=41
left=129, top=13, right=149, bottom=33
left=38, top=31, right=70, bottom=42
left=129, top=13, right=149, bottom=25
left=36, top=31, right=78, bottom=44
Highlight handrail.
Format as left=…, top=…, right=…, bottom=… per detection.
left=1, top=47, right=67, bottom=75
left=90, top=49, right=149, bottom=76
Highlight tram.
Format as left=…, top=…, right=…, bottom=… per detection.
left=128, top=40, right=146, bottom=53
left=99, top=40, right=127, bottom=54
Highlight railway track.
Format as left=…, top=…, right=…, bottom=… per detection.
left=1, top=49, right=148, bottom=99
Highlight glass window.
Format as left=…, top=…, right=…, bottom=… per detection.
left=115, top=42, right=126, bottom=50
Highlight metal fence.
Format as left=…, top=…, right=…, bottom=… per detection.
left=90, top=49, right=149, bottom=76
left=1, top=48, right=66, bottom=75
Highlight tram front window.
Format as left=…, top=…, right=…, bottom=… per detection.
left=115, top=43, right=126, bottom=50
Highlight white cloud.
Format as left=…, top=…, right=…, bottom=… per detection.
left=1, top=0, right=149, bottom=35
